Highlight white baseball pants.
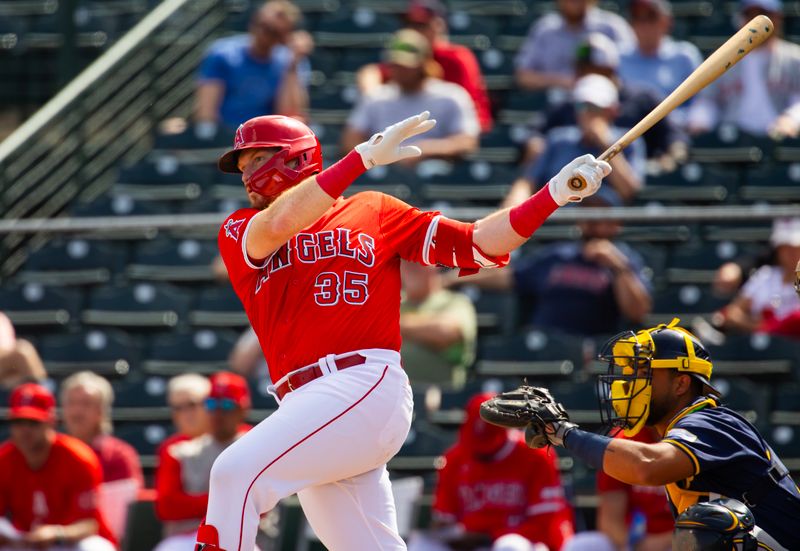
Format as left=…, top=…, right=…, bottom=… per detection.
left=204, top=349, right=414, bottom=551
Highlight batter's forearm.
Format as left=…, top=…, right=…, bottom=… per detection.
left=473, top=184, right=558, bottom=256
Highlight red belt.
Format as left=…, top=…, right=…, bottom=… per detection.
left=275, top=354, right=367, bottom=399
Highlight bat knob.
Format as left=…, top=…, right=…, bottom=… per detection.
left=568, top=176, right=587, bottom=191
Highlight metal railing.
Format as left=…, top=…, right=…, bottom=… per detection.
left=0, top=0, right=228, bottom=277
left=0, top=204, right=798, bottom=237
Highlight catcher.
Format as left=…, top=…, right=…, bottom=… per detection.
left=481, top=319, right=800, bottom=551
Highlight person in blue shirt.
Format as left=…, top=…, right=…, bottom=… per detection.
left=535, top=319, right=800, bottom=551
left=449, top=187, right=653, bottom=337
left=618, top=0, right=702, bottom=128
left=506, top=73, right=645, bottom=206
left=196, top=0, right=311, bottom=130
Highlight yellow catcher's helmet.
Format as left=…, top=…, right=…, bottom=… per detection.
left=597, top=318, right=719, bottom=437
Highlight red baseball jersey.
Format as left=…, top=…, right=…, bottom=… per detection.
left=0, top=433, right=115, bottom=543
left=597, top=428, right=674, bottom=534
left=219, top=192, right=450, bottom=382
left=433, top=435, right=574, bottom=549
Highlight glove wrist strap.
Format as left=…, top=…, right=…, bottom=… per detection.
left=563, top=428, right=611, bottom=469
left=508, top=184, right=559, bottom=238
left=316, top=150, right=367, bottom=199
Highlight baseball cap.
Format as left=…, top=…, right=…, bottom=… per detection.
left=770, top=217, right=800, bottom=247
left=384, top=29, right=431, bottom=68
left=208, top=371, right=251, bottom=409
left=630, top=0, right=672, bottom=16
left=405, top=0, right=446, bottom=24
left=8, top=383, right=56, bottom=422
left=573, top=73, right=619, bottom=108
left=575, top=33, right=620, bottom=71
left=740, top=0, right=782, bottom=13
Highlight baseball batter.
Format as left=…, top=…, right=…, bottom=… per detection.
left=196, top=111, right=611, bottom=551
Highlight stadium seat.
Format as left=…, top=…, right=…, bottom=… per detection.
left=142, top=329, right=239, bottom=375
left=38, top=329, right=139, bottom=378
left=739, top=162, right=800, bottom=202
left=82, top=283, right=191, bottom=328
left=314, top=8, right=398, bottom=48
left=711, top=377, right=769, bottom=427
left=189, top=285, right=248, bottom=327
left=121, top=499, right=164, bottom=551
left=771, top=384, right=800, bottom=426
left=666, top=241, right=761, bottom=284
left=152, top=123, right=233, bottom=153
left=0, top=283, right=82, bottom=329
left=458, top=286, right=518, bottom=336
left=640, top=162, right=730, bottom=203
left=114, top=421, right=171, bottom=455
left=113, top=375, right=170, bottom=408
left=71, top=195, right=172, bottom=218
left=391, top=420, right=456, bottom=471
left=420, top=161, right=515, bottom=204
left=706, top=334, right=800, bottom=380
left=475, top=330, right=586, bottom=378
left=651, top=283, right=727, bottom=317
left=127, top=238, right=218, bottom=282
left=548, top=380, right=602, bottom=426
left=20, top=239, right=128, bottom=285
left=114, top=159, right=210, bottom=201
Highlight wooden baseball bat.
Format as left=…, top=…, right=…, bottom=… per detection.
left=568, top=15, right=774, bottom=192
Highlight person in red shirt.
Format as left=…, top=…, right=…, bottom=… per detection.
left=194, top=111, right=609, bottom=551
left=155, top=372, right=250, bottom=551
left=61, top=371, right=144, bottom=486
left=356, top=0, right=493, bottom=133
left=0, top=383, right=116, bottom=551
left=409, top=393, right=574, bottom=551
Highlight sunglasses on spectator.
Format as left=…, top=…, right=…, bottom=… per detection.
left=205, top=398, right=239, bottom=411
left=170, top=401, right=202, bottom=413
left=576, top=102, right=606, bottom=113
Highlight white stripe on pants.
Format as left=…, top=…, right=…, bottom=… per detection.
left=205, top=350, right=413, bottom=551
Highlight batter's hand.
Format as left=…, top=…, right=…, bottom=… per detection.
left=548, top=154, right=611, bottom=206
left=354, top=111, right=437, bottom=168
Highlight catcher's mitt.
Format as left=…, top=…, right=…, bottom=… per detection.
left=479, top=385, right=574, bottom=448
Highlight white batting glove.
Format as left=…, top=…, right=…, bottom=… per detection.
left=547, top=154, right=612, bottom=206
left=354, top=111, right=437, bottom=169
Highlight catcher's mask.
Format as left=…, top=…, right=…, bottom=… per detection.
left=217, top=115, right=323, bottom=202
left=672, top=498, right=758, bottom=551
left=597, top=318, right=719, bottom=437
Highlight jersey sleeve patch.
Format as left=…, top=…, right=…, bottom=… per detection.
left=666, top=428, right=699, bottom=443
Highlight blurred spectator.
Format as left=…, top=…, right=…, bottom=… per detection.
left=507, top=74, right=645, bottom=206
left=229, top=328, right=269, bottom=380
left=687, top=0, right=800, bottom=138
left=0, top=313, right=46, bottom=390
left=61, top=371, right=143, bottom=486
left=408, top=394, right=573, bottom=551
left=712, top=249, right=774, bottom=297
left=453, top=189, right=652, bottom=337
left=399, top=261, right=477, bottom=389
left=195, top=0, right=311, bottom=131
left=796, top=258, right=800, bottom=297
left=515, top=0, right=635, bottom=92
left=356, top=0, right=493, bottom=132
left=154, top=372, right=251, bottom=551
left=525, top=33, right=687, bottom=172
left=161, top=374, right=212, bottom=450
left=710, top=218, right=800, bottom=338
left=0, top=384, right=116, bottom=551
left=564, top=429, right=672, bottom=551
left=342, top=29, right=480, bottom=160
left=618, top=0, right=702, bottom=127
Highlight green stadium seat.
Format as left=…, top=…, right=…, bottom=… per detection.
left=651, top=283, right=727, bottom=316
left=38, top=329, right=139, bottom=378
left=114, top=160, right=210, bottom=201
left=740, top=162, right=800, bottom=202
left=189, top=285, right=248, bottom=328
left=142, top=329, right=239, bottom=375
left=113, top=375, right=169, bottom=408
left=82, top=283, right=191, bottom=329
left=666, top=241, right=761, bottom=284
left=0, top=283, right=82, bottom=329
left=121, top=499, right=164, bottom=551
left=127, top=238, right=218, bottom=283
left=706, top=334, right=800, bottom=380
left=71, top=195, right=171, bottom=218
left=20, top=239, right=128, bottom=286
left=476, top=330, right=586, bottom=378
left=420, top=161, right=515, bottom=204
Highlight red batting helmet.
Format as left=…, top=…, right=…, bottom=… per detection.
left=218, top=115, right=323, bottom=200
